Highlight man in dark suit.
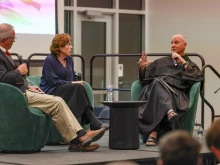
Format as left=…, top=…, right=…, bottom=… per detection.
left=0, top=23, right=106, bottom=152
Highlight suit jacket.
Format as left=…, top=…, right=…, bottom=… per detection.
left=0, top=49, right=26, bottom=93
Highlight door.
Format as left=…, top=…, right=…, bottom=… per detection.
left=75, top=14, right=113, bottom=106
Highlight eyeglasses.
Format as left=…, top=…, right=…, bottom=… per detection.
left=6, top=37, right=17, bottom=40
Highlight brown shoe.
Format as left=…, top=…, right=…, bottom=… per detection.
left=79, top=128, right=106, bottom=147
left=68, top=143, right=99, bottom=152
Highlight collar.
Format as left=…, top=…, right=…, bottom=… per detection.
left=182, top=55, right=190, bottom=61
left=0, top=46, right=6, bottom=52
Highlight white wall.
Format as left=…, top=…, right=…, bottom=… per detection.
left=147, top=0, right=220, bottom=129
left=10, top=34, right=53, bottom=59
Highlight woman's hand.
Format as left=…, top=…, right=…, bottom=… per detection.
left=72, top=81, right=84, bottom=86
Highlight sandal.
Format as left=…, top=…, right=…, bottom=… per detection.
left=168, top=110, right=178, bottom=122
left=145, top=136, right=157, bottom=146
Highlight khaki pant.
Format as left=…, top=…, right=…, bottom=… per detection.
left=26, top=90, right=82, bottom=142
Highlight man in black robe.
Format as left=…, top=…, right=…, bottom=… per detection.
left=138, top=34, right=203, bottom=146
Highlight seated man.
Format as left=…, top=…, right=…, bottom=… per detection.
left=206, top=119, right=220, bottom=164
left=138, top=34, right=203, bottom=146
left=158, top=130, right=201, bottom=165
left=0, top=23, right=106, bottom=152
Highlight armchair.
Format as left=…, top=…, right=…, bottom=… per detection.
left=27, top=76, right=91, bottom=144
left=131, top=80, right=201, bottom=141
left=0, top=83, right=51, bottom=153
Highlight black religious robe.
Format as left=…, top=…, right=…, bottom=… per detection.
left=138, top=56, right=203, bottom=138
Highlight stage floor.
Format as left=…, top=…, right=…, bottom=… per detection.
left=0, top=131, right=216, bottom=165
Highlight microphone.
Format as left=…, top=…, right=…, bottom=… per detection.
left=17, top=55, right=27, bottom=78
left=171, top=52, right=177, bottom=66
left=78, top=71, right=82, bottom=81
left=18, top=55, right=23, bottom=64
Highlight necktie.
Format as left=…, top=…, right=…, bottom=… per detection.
left=5, top=51, right=10, bottom=56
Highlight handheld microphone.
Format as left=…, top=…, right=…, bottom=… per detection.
left=18, top=55, right=26, bottom=78
left=171, top=52, right=177, bottom=66
left=78, top=71, right=82, bottom=81
left=18, top=55, right=23, bottom=64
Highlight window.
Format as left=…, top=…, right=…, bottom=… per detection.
left=119, top=0, right=142, bottom=10
left=64, top=0, right=74, bottom=6
left=64, top=11, right=74, bottom=51
left=77, top=0, right=112, bottom=8
left=119, top=14, right=142, bottom=100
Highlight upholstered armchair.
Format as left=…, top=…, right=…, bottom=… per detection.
left=0, top=83, right=51, bottom=153
left=131, top=80, right=201, bottom=141
left=27, top=76, right=91, bottom=144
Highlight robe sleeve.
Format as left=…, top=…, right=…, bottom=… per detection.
left=139, top=67, right=146, bottom=80
left=139, top=60, right=157, bottom=84
left=182, top=60, right=203, bottom=85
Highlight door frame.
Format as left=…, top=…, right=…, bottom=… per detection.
left=74, top=13, right=115, bottom=99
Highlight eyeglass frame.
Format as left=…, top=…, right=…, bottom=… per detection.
left=6, top=37, right=17, bottom=40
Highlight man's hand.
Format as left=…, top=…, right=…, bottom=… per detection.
left=171, top=53, right=186, bottom=64
left=72, top=81, right=84, bottom=86
left=17, top=63, right=28, bottom=75
left=139, top=51, right=152, bottom=71
left=29, top=86, right=44, bottom=93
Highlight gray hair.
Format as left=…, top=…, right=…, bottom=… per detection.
left=172, top=34, right=187, bottom=44
left=0, top=23, right=14, bottom=41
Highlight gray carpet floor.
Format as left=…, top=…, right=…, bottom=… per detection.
left=0, top=131, right=211, bottom=165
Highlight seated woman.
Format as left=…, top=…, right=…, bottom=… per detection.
left=40, top=33, right=107, bottom=130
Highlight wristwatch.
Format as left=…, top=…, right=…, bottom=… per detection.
left=183, top=61, right=189, bottom=67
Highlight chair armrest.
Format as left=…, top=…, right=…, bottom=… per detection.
left=131, top=80, right=144, bottom=101
left=27, top=76, right=41, bottom=87
left=0, top=83, right=29, bottom=115
left=83, top=81, right=94, bottom=108
left=181, top=82, right=201, bottom=133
